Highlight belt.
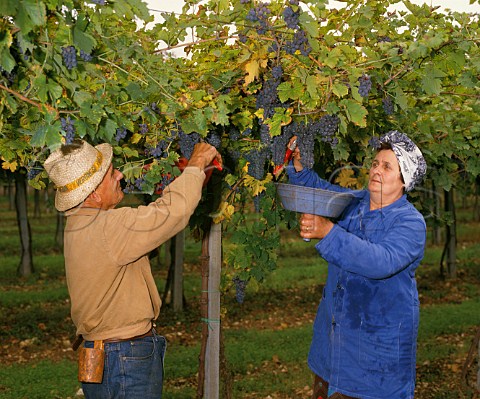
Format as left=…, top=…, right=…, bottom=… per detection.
left=72, top=327, right=156, bottom=351
left=103, top=328, right=155, bottom=344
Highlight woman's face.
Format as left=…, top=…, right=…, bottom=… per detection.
left=368, top=149, right=404, bottom=200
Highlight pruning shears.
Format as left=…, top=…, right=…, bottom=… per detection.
left=273, top=139, right=297, bottom=177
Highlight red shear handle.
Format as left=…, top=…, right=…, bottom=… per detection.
left=212, top=158, right=222, bottom=171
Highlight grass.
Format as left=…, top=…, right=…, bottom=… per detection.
left=0, top=190, right=480, bottom=398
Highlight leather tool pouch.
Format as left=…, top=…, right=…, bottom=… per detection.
left=78, top=340, right=105, bottom=383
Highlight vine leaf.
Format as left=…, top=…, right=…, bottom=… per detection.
left=244, top=60, right=260, bottom=85
left=340, top=99, right=367, bottom=127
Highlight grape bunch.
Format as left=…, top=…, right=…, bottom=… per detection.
left=61, top=46, right=77, bottom=70
left=91, top=0, right=106, bottom=4
left=232, top=276, right=248, bottom=304
left=178, top=130, right=200, bottom=159
left=283, top=7, right=300, bottom=29
left=134, top=177, right=145, bottom=191
left=358, top=74, right=372, bottom=97
left=0, top=67, right=16, bottom=86
left=115, top=127, right=127, bottom=143
left=79, top=50, right=93, bottom=62
left=228, top=127, right=240, bottom=141
left=271, top=65, right=283, bottom=80
left=238, top=33, right=248, bottom=44
left=378, top=36, right=392, bottom=43
left=259, top=123, right=271, bottom=146
left=148, top=141, right=169, bottom=158
left=139, top=123, right=148, bottom=134
left=157, top=174, right=175, bottom=192
left=246, top=3, right=271, bottom=34
left=60, top=116, right=76, bottom=144
left=296, top=122, right=315, bottom=169
left=27, top=166, right=42, bottom=180
left=368, top=136, right=381, bottom=149
left=285, top=30, right=311, bottom=56
left=253, top=192, right=265, bottom=213
left=310, top=114, right=340, bottom=148
left=256, top=77, right=281, bottom=119
left=245, top=147, right=268, bottom=180
left=382, top=96, right=394, bottom=115
left=272, top=128, right=294, bottom=166
left=206, top=132, right=222, bottom=149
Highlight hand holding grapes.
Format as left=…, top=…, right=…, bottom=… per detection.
left=300, top=213, right=333, bottom=240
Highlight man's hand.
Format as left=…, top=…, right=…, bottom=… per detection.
left=187, top=143, right=222, bottom=171
left=300, top=213, right=333, bottom=240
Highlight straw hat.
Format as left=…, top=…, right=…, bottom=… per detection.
left=44, top=140, right=113, bottom=212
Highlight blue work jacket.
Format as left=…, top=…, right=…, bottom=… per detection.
left=287, top=166, right=426, bottom=399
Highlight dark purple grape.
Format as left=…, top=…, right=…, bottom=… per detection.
left=358, top=74, right=372, bottom=97
left=232, top=276, right=248, bottom=304
left=382, top=96, right=394, bottom=115
left=61, top=116, right=76, bottom=144
left=61, top=46, right=77, bottom=70
left=178, top=130, right=200, bottom=159
left=115, top=127, right=127, bottom=142
left=283, top=7, right=299, bottom=30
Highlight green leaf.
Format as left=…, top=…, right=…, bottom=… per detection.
left=22, top=0, right=46, bottom=27
left=277, top=81, right=303, bottom=103
left=332, top=83, right=349, bottom=98
left=340, top=99, right=367, bottom=127
left=394, top=86, right=408, bottom=111
left=305, top=75, right=320, bottom=100
left=0, top=0, right=18, bottom=14
left=266, top=108, right=292, bottom=137
left=47, top=81, right=63, bottom=101
left=126, top=82, right=145, bottom=101
left=73, top=25, right=97, bottom=54
left=0, top=48, right=16, bottom=73
left=35, top=74, right=48, bottom=103
left=421, top=67, right=445, bottom=95
left=45, top=125, right=62, bottom=149
left=30, top=125, right=47, bottom=147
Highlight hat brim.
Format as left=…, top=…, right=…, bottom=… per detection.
left=54, top=143, right=113, bottom=212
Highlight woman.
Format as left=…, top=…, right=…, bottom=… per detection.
left=286, top=131, right=427, bottom=399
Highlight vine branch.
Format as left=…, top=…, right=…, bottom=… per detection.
left=0, top=83, right=58, bottom=115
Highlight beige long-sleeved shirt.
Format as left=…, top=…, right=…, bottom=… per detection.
left=64, top=167, right=205, bottom=341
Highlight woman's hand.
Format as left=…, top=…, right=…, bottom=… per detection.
left=289, top=136, right=303, bottom=172
left=300, top=213, right=334, bottom=240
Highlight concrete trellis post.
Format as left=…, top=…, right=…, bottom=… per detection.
left=204, top=222, right=222, bottom=399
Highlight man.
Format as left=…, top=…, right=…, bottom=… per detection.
left=44, top=139, right=221, bottom=398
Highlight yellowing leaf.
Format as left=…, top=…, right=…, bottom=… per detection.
left=335, top=168, right=362, bottom=189
left=243, top=173, right=272, bottom=196
left=244, top=60, right=260, bottom=85
left=210, top=201, right=235, bottom=224
left=130, top=133, right=142, bottom=144
left=2, top=160, right=18, bottom=172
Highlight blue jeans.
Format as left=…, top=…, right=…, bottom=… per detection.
left=81, top=330, right=166, bottom=399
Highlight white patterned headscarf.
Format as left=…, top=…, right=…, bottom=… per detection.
left=379, top=131, right=427, bottom=192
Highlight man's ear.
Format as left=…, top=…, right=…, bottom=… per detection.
left=88, top=190, right=102, bottom=203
